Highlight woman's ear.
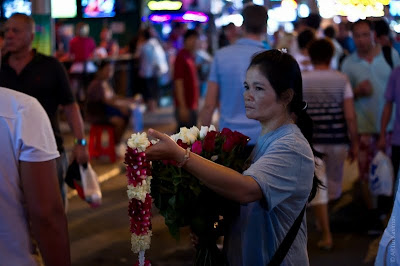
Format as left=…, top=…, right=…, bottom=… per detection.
left=281, top=89, right=294, bottom=106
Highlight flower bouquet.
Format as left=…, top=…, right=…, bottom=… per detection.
left=150, top=126, right=249, bottom=265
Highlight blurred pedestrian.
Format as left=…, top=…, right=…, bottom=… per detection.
left=173, top=29, right=200, bottom=130
left=0, top=13, right=89, bottom=206
left=341, top=19, right=400, bottom=224
left=199, top=4, right=267, bottom=147
left=138, top=27, right=169, bottom=112
left=69, top=22, right=97, bottom=73
left=378, top=64, right=400, bottom=194
left=303, top=38, right=359, bottom=249
left=292, top=29, right=315, bottom=72
left=0, top=87, right=70, bottom=266
left=323, top=25, right=343, bottom=70
left=99, top=27, right=119, bottom=56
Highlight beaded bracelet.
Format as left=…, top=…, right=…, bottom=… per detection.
left=176, top=148, right=190, bottom=168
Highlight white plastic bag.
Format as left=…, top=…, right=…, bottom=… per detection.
left=79, top=163, right=102, bottom=207
left=369, top=151, right=394, bottom=197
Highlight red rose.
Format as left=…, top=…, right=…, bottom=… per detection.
left=222, top=136, right=235, bottom=152
left=177, top=139, right=189, bottom=149
left=203, top=131, right=217, bottom=152
left=220, top=128, right=233, bottom=138
left=192, top=140, right=203, bottom=154
left=232, top=131, right=250, bottom=146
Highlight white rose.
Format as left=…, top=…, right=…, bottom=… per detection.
left=199, top=126, right=209, bottom=139
left=179, top=127, right=189, bottom=135
left=170, top=133, right=179, bottom=142
left=209, top=125, right=216, bottom=132
left=189, top=126, right=200, bottom=139
left=127, top=132, right=150, bottom=152
left=177, top=127, right=197, bottom=144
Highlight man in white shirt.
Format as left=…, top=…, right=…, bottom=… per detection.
left=0, top=87, right=70, bottom=265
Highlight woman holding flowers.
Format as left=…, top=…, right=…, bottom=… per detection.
left=146, top=49, right=318, bottom=266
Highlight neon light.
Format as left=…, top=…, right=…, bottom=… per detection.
left=182, top=11, right=208, bottom=22
left=149, top=11, right=208, bottom=23
left=149, top=14, right=171, bottom=22
left=147, top=0, right=182, bottom=11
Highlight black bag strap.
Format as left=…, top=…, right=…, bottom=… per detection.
left=267, top=204, right=307, bottom=266
left=382, top=46, right=393, bottom=69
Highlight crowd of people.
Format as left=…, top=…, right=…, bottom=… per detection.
left=1, top=3, right=400, bottom=265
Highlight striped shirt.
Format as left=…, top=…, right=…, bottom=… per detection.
left=302, top=70, right=354, bottom=144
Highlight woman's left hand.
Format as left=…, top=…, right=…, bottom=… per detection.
left=146, top=129, right=184, bottom=162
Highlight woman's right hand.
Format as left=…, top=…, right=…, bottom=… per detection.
left=145, top=129, right=185, bottom=162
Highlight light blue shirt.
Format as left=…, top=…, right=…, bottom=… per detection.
left=341, top=49, right=400, bottom=134
left=208, top=38, right=266, bottom=145
left=224, top=124, right=314, bottom=266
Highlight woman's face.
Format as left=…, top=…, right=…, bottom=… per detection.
left=243, top=66, right=287, bottom=125
left=99, top=64, right=114, bottom=80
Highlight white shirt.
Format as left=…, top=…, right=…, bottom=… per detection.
left=139, top=38, right=169, bottom=78
left=0, top=87, right=59, bottom=265
left=293, top=52, right=314, bottom=72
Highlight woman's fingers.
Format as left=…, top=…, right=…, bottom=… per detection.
left=148, top=128, right=167, bottom=141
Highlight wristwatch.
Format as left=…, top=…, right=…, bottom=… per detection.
left=74, top=138, right=87, bottom=146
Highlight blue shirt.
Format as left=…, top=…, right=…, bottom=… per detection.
left=385, top=66, right=400, bottom=145
left=224, top=124, right=314, bottom=266
left=341, top=49, right=400, bottom=134
left=208, top=38, right=265, bottom=145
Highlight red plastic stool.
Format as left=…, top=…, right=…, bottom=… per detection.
left=88, top=124, right=116, bottom=162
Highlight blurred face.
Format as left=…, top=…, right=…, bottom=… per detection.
left=4, top=17, right=34, bottom=53
left=100, top=29, right=111, bottom=41
left=185, top=35, right=198, bottom=52
left=352, top=23, right=374, bottom=54
left=99, top=64, right=114, bottom=80
left=243, top=66, right=286, bottom=124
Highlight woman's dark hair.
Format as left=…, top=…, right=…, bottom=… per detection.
left=248, top=49, right=322, bottom=202
left=308, top=38, right=334, bottom=66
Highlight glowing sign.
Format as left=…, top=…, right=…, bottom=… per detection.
left=149, top=11, right=208, bottom=23
left=182, top=11, right=208, bottom=22
left=147, top=0, right=182, bottom=11
left=318, top=0, right=390, bottom=19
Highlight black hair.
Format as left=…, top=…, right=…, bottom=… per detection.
left=374, top=19, right=390, bottom=38
left=184, top=29, right=199, bottom=41
left=305, top=13, right=321, bottom=30
left=323, top=25, right=336, bottom=39
left=297, top=29, right=315, bottom=49
left=142, top=28, right=151, bottom=40
left=242, top=4, right=267, bottom=34
left=351, top=19, right=374, bottom=32
left=96, top=60, right=114, bottom=77
left=248, top=49, right=322, bottom=202
left=308, top=38, right=334, bottom=65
